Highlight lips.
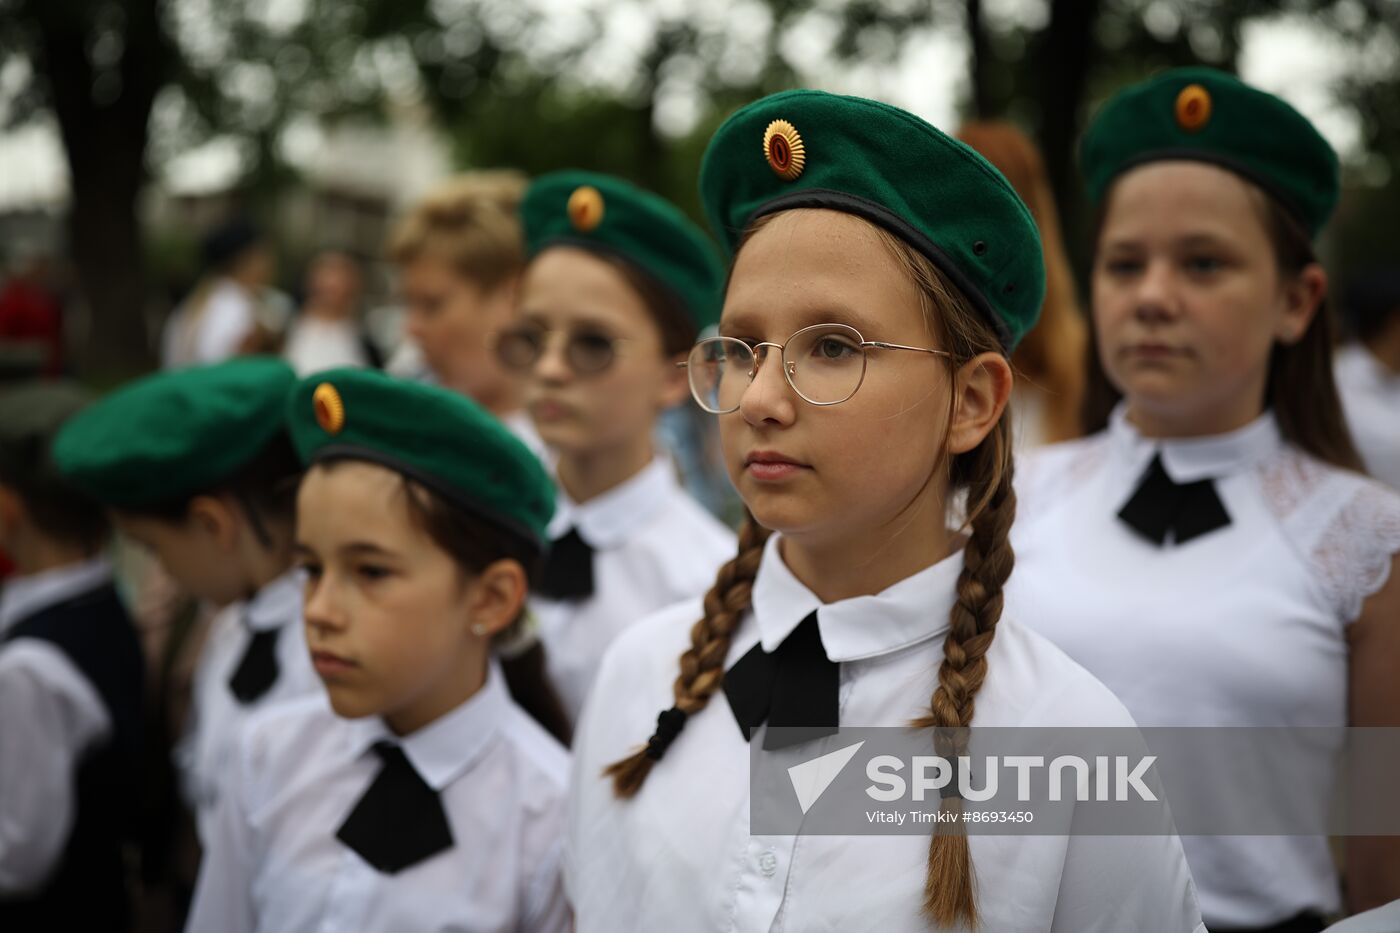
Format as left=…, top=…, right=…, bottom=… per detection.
left=310, top=649, right=358, bottom=678
left=744, top=450, right=810, bottom=481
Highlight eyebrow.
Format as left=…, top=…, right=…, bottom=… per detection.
left=294, top=541, right=401, bottom=560
left=519, top=308, right=621, bottom=333
left=720, top=303, right=881, bottom=338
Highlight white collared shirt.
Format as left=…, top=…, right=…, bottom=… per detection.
left=567, top=534, right=1204, bottom=933
left=1008, top=405, right=1400, bottom=928
left=175, top=567, right=320, bottom=843
left=0, top=558, right=116, bottom=893
left=534, top=456, right=734, bottom=725
left=1336, top=343, right=1400, bottom=490
left=186, top=665, right=571, bottom=933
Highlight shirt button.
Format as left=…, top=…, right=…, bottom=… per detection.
left=758, top=850, right=778, bottom=877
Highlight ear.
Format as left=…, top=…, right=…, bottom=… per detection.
left=463, top=558, right=529, bottom=637
left=658, top=351, right=691, bottom=410
left=186, top=495, right=241, bottom=551
left=948, top=351, right=1014, bottom=456
left=1275, top=262, right=1327, bottom=346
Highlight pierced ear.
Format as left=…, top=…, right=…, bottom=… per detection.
left=465, top=558, right=529, bottom=638
left=187, top=495, right=239, bottom=550
left=658, top=351, right=691, bottom=410
left=1276, top=263, right=1327, bottom=346
left=948, top=352, right=1013, bottom=456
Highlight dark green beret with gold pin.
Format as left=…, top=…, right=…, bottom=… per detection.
left=1080, top=66, right=1339, bottom=237
left=53, top=356, right=296, bottom=509
left=285, top=368, right=556, bottom=550
left=699, top=88, right=1047, bottom=351
left=521, top=170, right=725, bottom=333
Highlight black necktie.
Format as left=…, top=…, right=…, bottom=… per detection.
left=228, top=627, right=281, bottom=704
left=538, top=527, right=595, bottom=600
left=1118, top=453, right=1231, bottom=546
left=723, top=611, right=840, bottom=751
left=336, top=742, right=454, bottom=874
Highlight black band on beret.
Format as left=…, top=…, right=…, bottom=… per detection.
left=1110, top=148, right=1313, bottom=235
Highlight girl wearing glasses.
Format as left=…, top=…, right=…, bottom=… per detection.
left=566, top=91, right=1203, bottom=932
left=1008, top=70, right=1400, bottom=932
left=498, top=171, right=735, bottom=730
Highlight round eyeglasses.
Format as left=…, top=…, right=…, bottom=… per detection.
left=681, top=323, right=951, bottom=414
left=494, top=324, right=631, bottom=376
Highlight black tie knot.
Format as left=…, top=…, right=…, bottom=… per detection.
left=336, top=739, right=454, bottom=874
left=538, top=527, right=596, bottom=600
left=644, top=707, right=689, bottom=760
left=228, top=626, right=281, bottom=704
left=1118, top=453, right=1231, bottom=546
left=723, top=610, right=840, bottom=751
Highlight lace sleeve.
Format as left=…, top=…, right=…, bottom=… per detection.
left=1262, top=449, right=1400, bottom=623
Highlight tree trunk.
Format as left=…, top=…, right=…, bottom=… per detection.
left=31, top=0, right=169, bottom=375
left=967, top=0, right=993, bottom=119
left=1034, top=0, right=1101, bottom=235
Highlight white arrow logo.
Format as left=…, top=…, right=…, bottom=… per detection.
left=787, top=741, right=865, bottom=814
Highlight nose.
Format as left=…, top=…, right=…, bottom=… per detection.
left=1133, top=258, right=1180, bottom=324
left=302, top=571, right=348, bottom=638
left=403, top=307, right=428, bottom=343
left=533, top=331, right=572, bottom=385
left=738, top=344, right=797, bottom=427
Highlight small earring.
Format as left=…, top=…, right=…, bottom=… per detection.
left=471, top=623, right=489, bottom=636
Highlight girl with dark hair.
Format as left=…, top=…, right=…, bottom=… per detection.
left=500, top=171, right=735, bottom=729
left=186, top=368, right=569, bottom=931
left=1010, top=68, right=1400, bottom=931
left=52, top=357, right=318, bottom=844
left=566, top=90, right=1203, bottom=933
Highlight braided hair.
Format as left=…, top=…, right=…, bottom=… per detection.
left=606, top=215, right=1017, bottom=929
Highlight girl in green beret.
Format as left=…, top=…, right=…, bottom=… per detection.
left=500, top=170, right=736, bottom=731
left=185, top=368, right=569, bottom=932
left=52, top=357, right=320, bottom=847
left=566, top=91, right=1202, bottom=932
left=1009, top=68, right=1400, bottom=931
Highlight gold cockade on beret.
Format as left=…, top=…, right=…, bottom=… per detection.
left=567, top=185, right=606, bottom=232
left=763, top=119, right=806, bottom=181
left=312, top=382, right=345, bottom=435
left=1175, top=84, right=1212, bottom=133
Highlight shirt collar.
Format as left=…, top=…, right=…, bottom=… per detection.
left=244, top=568, right=304, bottom=633
left=0, top=557, right=113, bottom=636
left=1107, top=402, right=1282, bottom=483
left=749, top=533, right=961, bottom=663
left=343, top=661, right=509, bottom=791
left=547, top=455, right=678, bottom=549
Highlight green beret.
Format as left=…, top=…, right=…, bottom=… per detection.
left=53, top=357, right=296, bottom=509
left=699, top=89, right=1045, bottom=351
left=0, top=381, right=91, bottom=484
left=1080, top=67, right=1339, bottom=237
left=285, top=368, right=555, bottom=549
left=522, top=170, right=724, bottom=333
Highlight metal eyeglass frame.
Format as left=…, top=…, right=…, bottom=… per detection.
left=492, top=324, right=634, bottom=376
left=678, top=322, right=951, bottom=413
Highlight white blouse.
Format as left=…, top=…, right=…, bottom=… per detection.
left=567, top=533, right=1205, bottom=933
left=174, top=568, right=320, bottom=843
left=535, top=456, right=734, bottom=725
left=1335, top=343, right=1400, bottom=490
left=186, top=666, right=571, bottom=933
left=1008, top=404, right=1400, bottom=928
left=0, top=559, right=115, bottom=893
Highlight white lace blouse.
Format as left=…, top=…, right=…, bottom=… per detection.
left=1007, top=405, right=1400, bottom=929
